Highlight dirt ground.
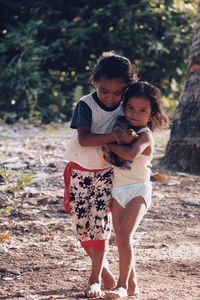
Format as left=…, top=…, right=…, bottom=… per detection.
left=0, top=121, right=199, bottom=300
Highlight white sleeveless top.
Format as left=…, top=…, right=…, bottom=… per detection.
left=113, top=128, right=152, bottom=186
left=63, top=93, right=122, bottom=169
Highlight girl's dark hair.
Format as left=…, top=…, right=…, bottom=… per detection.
left=89, top=51, right=138, bottom=86
left=123, top=81, right=170, bottom=131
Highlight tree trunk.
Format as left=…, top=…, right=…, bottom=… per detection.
left=162, top=0, right=200, bottom=174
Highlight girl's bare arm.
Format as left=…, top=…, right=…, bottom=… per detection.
left=108, top=132, right=154, bottom=161
left=77, top=126, right=135, bottom=147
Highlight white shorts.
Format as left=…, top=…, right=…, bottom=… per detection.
left=112, top=181, right=152, bottom=212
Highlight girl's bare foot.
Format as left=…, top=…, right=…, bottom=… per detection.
left=85, top=283, right=102, bottom=298
left=102, top=260, right=116, bottom=289
left=105, top=286, right=128, bottom=298
left=128, top=278, right=140, bottom=296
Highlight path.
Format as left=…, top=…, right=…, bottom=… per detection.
left=0, top=122, right=199, bottom=300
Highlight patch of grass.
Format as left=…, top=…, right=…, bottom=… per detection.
left=0, top=168, right=34, bottom=215
left=43, top=123, right=69, bottom=133
left=7, top=172, right=33, bottom=192
left=0, top=206, right=12, bottom=215
left=0, top=168, right=15, bottom=183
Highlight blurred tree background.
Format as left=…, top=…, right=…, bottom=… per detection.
left=0, top=0, right=198, bottom=123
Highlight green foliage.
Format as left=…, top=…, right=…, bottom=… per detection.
left=14, top=172, right=33, bottom=191
left=0, top=168, right=15, bottom=184
left=0, top=0, right=198, bottom=122
left=0, top=6, right=75, bottom=123
left=0, top=206, right=13, bottom=215
left=0, top=168, right=33, bottom=215
left=0, top=168, right=33, bottom=192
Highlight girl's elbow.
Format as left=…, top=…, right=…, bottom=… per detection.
left=125, top=154, right=135, bottom=160
left=118, top=152, right=133, bottom=161
left=124, top=152, right=136, bottom=160
left=78, top=138, right=87, bottom=147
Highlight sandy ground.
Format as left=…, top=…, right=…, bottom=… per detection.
left=0, top=122, right=199, bottom=300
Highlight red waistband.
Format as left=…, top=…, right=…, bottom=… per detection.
left=67, top=161, right=111, bottom=172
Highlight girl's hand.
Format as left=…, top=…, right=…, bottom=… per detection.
left=116, top=129, right=139, bottom=144
left=108, top=131, right=153, bottom=161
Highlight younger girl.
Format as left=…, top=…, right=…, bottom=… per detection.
left=63, top=52, right=138, bottom=298
left=105, top=81, right=169, bottom=298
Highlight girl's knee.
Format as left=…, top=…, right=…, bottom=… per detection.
left=116, top=232, right=131, bottom=248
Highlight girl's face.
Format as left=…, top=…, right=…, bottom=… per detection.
left=95, top=77, right=127, bottom=108
left=124, top=96, right=152, bottom=127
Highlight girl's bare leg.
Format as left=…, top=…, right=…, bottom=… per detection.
left=112, top=197, right=146, bottom=294
left=84, top=248, right=116, bottom=290
left=127, top=261, right=140, bottom=295
left=102, top=257, right=117, bottom=289
left=84, top=249, right=105, bottom=298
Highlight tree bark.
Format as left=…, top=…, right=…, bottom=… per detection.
left=162, top=1, right=200, bottom=174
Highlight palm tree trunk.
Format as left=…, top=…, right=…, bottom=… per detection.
left=162, top=0, right=200, bottom=173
